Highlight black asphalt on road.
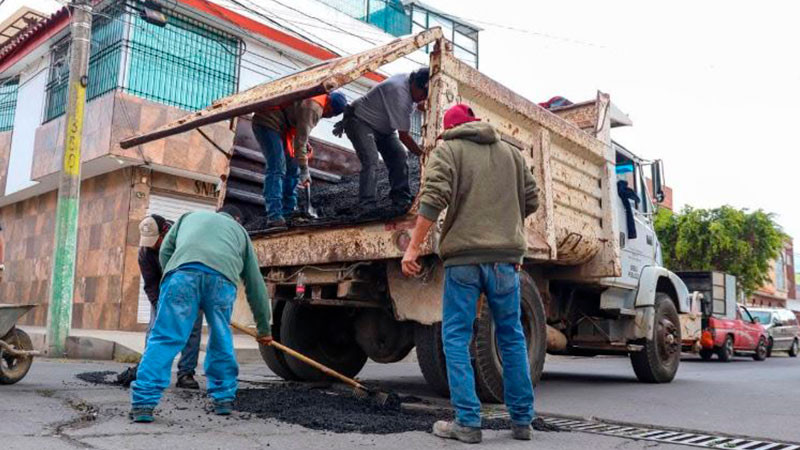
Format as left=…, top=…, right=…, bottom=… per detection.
left=348, top=353, right=800, bottom=443
left=2, top=352, right=798, bottom=449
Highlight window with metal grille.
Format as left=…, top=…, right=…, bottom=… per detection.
left=409, top=3, right=479, bottom=68
left=318, top=0, right=411, bottom=37
left=0, top=77, right=19, bottom=132
left=126, top=7, right=240, bottom=111
left=43, top=2, right=240, bottom=122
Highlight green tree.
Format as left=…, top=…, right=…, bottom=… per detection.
left=654, top=206, right=787, bottom=296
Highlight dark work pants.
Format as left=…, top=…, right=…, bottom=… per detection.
left=344, top=116, right=411, bottom=207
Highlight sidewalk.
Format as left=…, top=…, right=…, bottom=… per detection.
left=17, top=325, right=262, bottom=363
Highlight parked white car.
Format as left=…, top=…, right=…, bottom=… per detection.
left=747, top=307, right=799, bottom=357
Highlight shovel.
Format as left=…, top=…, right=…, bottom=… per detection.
left=303, top=184, right=318, bottom=219
left=231, top=321, right=394, bottom=406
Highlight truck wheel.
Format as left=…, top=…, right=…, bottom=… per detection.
left=258, top=300, right=298, bottom=381
left=280, top=302, right=367, bottom=381
left=473, top=271, right=547, bottom=403
left=753, top=337, right=768, bottom=361
left=699, top=349, right=714, bottom=361
left=0, top=328, right=34, bottom=385
left=630, top=294, right=681, bottom=383
left=717, top=335, right=734, bottom=362
left=789, top=339, right=799, bottom=357
left=414, top=322, right=450, bottom=397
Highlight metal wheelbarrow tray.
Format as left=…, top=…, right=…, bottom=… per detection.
left=0, top=304, right=40, bottom=384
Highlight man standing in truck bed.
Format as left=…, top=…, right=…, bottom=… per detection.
left=336, top=68, right=428, bottom=213
left=130, top=206, right=273, bottom=423
left=253, top=91, right=348, bottom=231
left=402, top=104, right=540, bottom=444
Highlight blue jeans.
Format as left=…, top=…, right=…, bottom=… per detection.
left=146, top=301, right=202, bottom=378
left=253, top=123, right=300, bottom=220
left=442, top=263, right=534, bottom=428
left=132, top=267, right=238, bottom=409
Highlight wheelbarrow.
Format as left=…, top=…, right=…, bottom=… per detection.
left=0, top=304, right=39, bottom=384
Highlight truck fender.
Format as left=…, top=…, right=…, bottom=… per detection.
left=634, top=266, right=691, bottom=313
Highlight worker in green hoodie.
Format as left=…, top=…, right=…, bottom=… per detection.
left=402, top=104, right=539, bottom=444
left=130, top=205, right=272, bottom=423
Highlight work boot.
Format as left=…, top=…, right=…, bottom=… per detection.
left=512, top=424, right=533, bottom=440
left=213, top=400, right=233, bottom=416
left=176, top=374, right=200, bottom=390
left=129, top=407, right=154, bottom=423
left=264, top=218, right=287, bottom=232
left=432, top=420, right=482, bottom=444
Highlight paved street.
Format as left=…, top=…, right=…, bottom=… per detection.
left=1, top=354, right=798, bottom=449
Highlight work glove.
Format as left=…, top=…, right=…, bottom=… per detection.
left=299, top=166, right=311, bottom=187
left=332, top=119, right=345, bottom=138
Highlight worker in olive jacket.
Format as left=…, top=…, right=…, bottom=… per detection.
left=402, top=104, right=539, bottom=444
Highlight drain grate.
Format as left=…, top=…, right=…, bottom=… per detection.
left=535, top=416, right=799, bottom=449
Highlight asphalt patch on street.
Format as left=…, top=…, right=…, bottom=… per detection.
left=232, top=384, right=533, bottom=435
left=75, top=371, right=123, bottom=387
left=245, top=155, right=421, bottom=235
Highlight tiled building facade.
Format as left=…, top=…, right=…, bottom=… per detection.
left=0, top=0, right=475, bottom=331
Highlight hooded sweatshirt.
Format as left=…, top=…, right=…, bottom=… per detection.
left=418, top=122, right=539, bottom=266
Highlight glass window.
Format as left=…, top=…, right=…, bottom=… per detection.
left=0, top=77, right=19, bottom=132
left=775, top=252, right=787, bottom=291
left=126, top=7, right=239, bottom=111
left=44, top=5, right=126, bottom=122
left=454, top=30, right=477, bottom=54
left=429, top=14, right=453, bottom=41
left=750, top=310, right=772, bottom=325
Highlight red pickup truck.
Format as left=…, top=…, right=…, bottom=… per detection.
left=699, top=304, right=769, bottom=362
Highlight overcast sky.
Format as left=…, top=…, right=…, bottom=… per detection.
left=427, top=0, right=800, bottom=255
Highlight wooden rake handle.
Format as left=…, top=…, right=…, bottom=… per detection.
left=230, top=321, right=367, bottom=391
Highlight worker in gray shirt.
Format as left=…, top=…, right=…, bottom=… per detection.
left=336, top=67, right=429, bottom=212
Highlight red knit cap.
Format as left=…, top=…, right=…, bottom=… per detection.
left=443, top=103, right=481, bottom=130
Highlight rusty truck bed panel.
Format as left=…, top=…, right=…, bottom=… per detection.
left=251, top=35, right=617, bottom=274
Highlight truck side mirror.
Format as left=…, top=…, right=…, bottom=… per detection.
left=651, top=160, right=665, bottom=204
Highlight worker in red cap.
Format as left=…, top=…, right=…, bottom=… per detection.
left=402, top=103, right=540, bottom=443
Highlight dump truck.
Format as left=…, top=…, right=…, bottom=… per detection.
left=122, top=28, right=692, bottom=400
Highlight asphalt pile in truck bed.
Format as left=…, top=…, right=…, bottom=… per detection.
left=244, top=155, right=421, bottom=235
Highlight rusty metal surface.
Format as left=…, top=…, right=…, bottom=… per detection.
left=386, top=260, right=443, bottom=324
left=120, top=29, right=443, bottom=149
left=252, top=217, right=426, bottom=267
left=249, top=39, right=617, bottom=276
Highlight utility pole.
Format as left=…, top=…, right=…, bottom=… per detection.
left=46, top=0, right=92, bottom=357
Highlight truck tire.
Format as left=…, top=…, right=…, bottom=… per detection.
left=0, top=328, right=34, bottom=385
left=789, top=339, right=799, bottom=357
left=753, top=337, right=768, bottom=361
left=280, top=302, right=367, bottom=382
left=630, top=294, right=681, bottom=383
left=473, top=271, right=547, bottom=403
left=258, top=300, right=298, bottom=381
left=414, top=322, right=450, bottom=397
left=717, top=335, right=734, bottom=362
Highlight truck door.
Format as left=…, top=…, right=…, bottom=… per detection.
left=613, top=151, right=658, bottom=286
